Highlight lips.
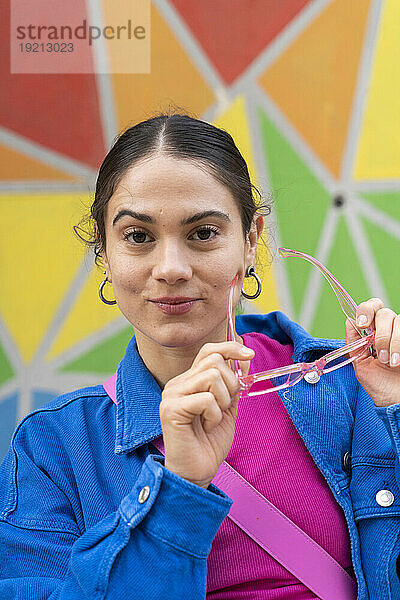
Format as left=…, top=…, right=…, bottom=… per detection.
left=150, top=297, right=198, bottom=304
left=149, top=297, right=200, bottom=315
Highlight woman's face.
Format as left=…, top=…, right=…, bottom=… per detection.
left=101, top=153, right=263, bottom=349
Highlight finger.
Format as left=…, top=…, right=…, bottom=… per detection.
left=346, top=317, right=362, bottom=344
left=191, top=352, right=241, bottom=398
left=175, top=368, right=235, bottom=412
left=345, top=318, right=372, bottom=361
left=356, top=298, right=384, bottom=329
left=201, top=393, right=224, bottom=433
left=162, top=391, right=223, bottom=433
left=226, top=390, right=239, bottom=421
left=374, top=307, right=397, bottom=364
left=389, top=314, right=400, bottom=367
left=192, top=341, right=254, bottom=368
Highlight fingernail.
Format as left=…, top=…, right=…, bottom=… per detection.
left=357, top=315, right=368, bottom=327
left=391, top=352, right=400, bottom=366
left=379, top=350, right=389, bottom=363
left=242, top=347, right=254, bottom=355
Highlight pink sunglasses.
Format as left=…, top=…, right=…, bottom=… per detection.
left=227, top=247, right=375, bottom=398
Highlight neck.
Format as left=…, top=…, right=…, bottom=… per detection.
left=135, top=322, right=248, bottom=389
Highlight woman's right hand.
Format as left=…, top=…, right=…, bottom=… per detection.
left=159, top=341, right=255, bottom=489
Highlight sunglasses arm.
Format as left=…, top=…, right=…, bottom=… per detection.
left=227, top=274, right=243, bottom=377
left=278, top=248, right=374, bottom=338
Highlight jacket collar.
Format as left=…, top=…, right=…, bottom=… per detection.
left=114, top=311, right=344, bottom=453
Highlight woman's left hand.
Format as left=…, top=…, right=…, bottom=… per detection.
left=345, top=298, right=400, bottom=407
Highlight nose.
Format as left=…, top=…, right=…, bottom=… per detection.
left=151, top=239, right=193, bottom=284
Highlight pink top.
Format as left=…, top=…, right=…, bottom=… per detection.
left=206, top=332, right=355, bottom=599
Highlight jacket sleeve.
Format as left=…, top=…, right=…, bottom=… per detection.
left=0, top=427, right=232, bottom=600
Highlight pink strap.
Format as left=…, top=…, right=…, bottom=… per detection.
left=103, top=372, right=117, bottom=399
left=104, top=375, right=357, bottom=600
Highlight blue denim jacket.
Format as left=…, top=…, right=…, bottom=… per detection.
left=1, top=311, right=400, bottom=599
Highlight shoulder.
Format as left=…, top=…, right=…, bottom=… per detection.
left=0, top=384, right=116, bottom=525
left=4, top=384, right=114, bottom=469
left=13, top=384, right=110, bottom=434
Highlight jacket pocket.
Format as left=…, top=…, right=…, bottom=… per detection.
left=350, top=458, right=400, bottom=521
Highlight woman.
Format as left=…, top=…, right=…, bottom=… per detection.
left=1, top=113, right=400, bottom=599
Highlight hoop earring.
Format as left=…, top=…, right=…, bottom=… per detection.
left=241, top=266, right=262, bottom=299
left=98, top=271, right=117, bottom=305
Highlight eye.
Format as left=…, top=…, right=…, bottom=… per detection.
left=123, top=229, right=153, bottom=244
left=190, top=226, right=219, bottom=241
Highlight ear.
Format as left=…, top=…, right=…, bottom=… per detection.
left=244, top=213, right=264, bottom=267
left=102, top=253, right=111, bottom=282
left=95, top=224, right=111, bottom=282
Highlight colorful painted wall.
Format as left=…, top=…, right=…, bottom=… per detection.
left=1, top=0, right=400, bottom=458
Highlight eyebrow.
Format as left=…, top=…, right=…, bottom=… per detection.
left=112, top=209, right=231, bottom=227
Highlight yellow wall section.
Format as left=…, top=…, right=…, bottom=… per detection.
left=354, top=0, right=400, bottom=180
left=213, top=96, right=279, bottom=314
left=46, top=263, right=120, bottom=361
left=0, top=194, right=87, bottom=363
left=259, top=0, right=370, bottom=179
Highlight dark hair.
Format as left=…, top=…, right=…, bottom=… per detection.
left=74, top=112, right=272, bottom=269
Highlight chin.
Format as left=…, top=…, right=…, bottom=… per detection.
left=158, top=327, right=209, bottom=348
left=142, top=322, right=214, bottom=349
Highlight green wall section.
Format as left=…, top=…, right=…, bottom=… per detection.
left=311, top=216, right=370, bottom=339
left=362, top=192, right=400, bottom=222
left=258, top=107, right=331, bottom=318
left=60, top=327, right=134, bottom=374
left=0, top=341, right=14, bottom=386
left=361, top=217, right=400, bottom=314
left=361, top=192, right=400, bottom=314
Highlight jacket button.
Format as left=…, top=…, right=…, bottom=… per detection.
left=342, top=451, right=351, bottom=470
left=304, top=371, right=320, bottom=384
left=138, top=486, right=150, bottom=503
left=376, top=489, right=394, bottom=507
